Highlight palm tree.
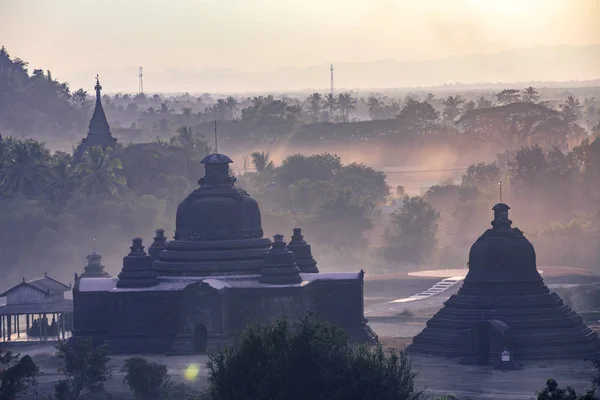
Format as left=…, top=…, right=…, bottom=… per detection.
left=47, top=151, right=75, bottom=205
left=250, top=151, right=274, bottom=173
left=0, top=137, right=51, bottom=198
left=159, top=102, right=171, bottom=115
left=476, top=96, right=494, bottom=109
left=181, top=107, right=193, bottom=126
left=560, top=95, right=583, bottom=126
left=306, top=93, right=322, bottom=122
left=442, top=95, right=464, bottom=121
left=323, top=93, right=338, bottom=121
left=522, top=87, right=539, bottom=103
left=170, top=126, right=212, bottom=177
left=462, top=101, right=476, bottom=112
left=225, top=96, right=239, bottom=119
left=424, top=93, right=435, bottom=103
left=565, top=95, right=582, bottom=114
left=367, top=96, right=383, bottom=120
left=76, top=146, right=126, bottom=197
left=214, top=98, right=231, bottom=120
left=337, top=93, right=357, bottom=122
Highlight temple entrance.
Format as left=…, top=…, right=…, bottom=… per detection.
left=476, top=326, right=491, bottom=365
left=193, top=324, right=208, bottom=354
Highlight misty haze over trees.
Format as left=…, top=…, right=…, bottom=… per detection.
left=1, top=45, right=600, bottom=291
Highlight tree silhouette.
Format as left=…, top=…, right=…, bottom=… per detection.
left=560, top=95, right=583, bottom=126
left=522, top=87, right=540, bottom=103
left=458, top=102, right=567, bottom=148
left=442, top=95, right=464, bottom=121
left=0, top=137, right=51, bottom=198
left=305, top=93, right=322, bottom=123
left=225, top=96, right=239, bottom=119
left=337, top=92, right=357, bottom=122
left=495, top=89, right=521, bottom=105
left=250, top=151, right=274, bottom=173
left=476, top=96, right=494, bottom=109
left=367, top=96, right=383, bottom=120
left=76, top=146, right=126, bottom=197
left=323, top=93, right=338, bottom=122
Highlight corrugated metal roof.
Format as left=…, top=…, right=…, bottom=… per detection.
left=0, top=276, right=70, bottom=297
left=28, top=276, right=70, bottom=294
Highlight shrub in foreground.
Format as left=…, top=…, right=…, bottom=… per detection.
left=206, top=314, right=424, bottom=400
left=122, top=356, right=170, bottom=400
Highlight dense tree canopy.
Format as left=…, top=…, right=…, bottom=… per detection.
left=207, top=315, right=424, bottom=400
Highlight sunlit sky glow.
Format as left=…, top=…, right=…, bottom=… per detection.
left=1, top=0, right=598, bottom=90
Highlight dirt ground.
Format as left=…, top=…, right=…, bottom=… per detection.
left=23, top=343, right=595, bottom=400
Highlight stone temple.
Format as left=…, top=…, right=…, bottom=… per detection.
left=73, top=76, right=117, bottom=161
left=407, top=203, right=600, bottom=364
left=73, top=153, right=377, bottom=354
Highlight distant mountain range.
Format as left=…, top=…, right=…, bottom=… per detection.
left=64, top=44, right=600, bottom=94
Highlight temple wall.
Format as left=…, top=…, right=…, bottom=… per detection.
left=180, top=283, right=225, bottom=337
left=72, top=289, right=110, bottom=336
left=226, top=286, right=306, bottom=331
left=73, top=277, right=375, bottom=354
left=308, top=279, right=365, bottom=328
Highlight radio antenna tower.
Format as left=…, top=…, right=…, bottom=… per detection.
left=330, top=64, right=334, bottom=95
left=138, top=66, right=144, bottom=95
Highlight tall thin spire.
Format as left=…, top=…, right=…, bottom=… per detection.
left=73, top=75, right=118, bottom=161
left=138, top=67, right=144, bottom=95
left=330, top=64, right=334, bottom=95
left=214, top=120, right=218, bottom=153
left=95, top=74, right=102, bottom=100
left=88, top=75, right=111, bottom=135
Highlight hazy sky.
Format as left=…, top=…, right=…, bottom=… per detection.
left=1, top=0, right=599, bottom=78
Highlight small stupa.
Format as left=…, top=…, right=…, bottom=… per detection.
left=259, top=234, right=303, bottom=284
left=117, top=238, right=158, bottom=288
left=407, top=203, right=600, bottom=363
left=286, top=228, right=319, bottom=273
left=81, top=250, right=111, bottom=278
left=148, top=229, right=167, bottom=260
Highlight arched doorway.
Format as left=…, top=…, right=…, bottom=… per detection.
left=193, top=324, right=208, bottom=354
left=460, top=319, right=512, bottom=366
left=476, top=326, right=490, bottom=365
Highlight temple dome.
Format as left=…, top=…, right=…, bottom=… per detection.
left=154, top=153, right=271, bottom=276
left=466, top=203, right=541, bottom=284
left=174, top=153, right=263, bottom=241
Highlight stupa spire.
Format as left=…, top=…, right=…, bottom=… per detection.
left=117, top=238, right=158, bottom=288
left=286, top=228, right=319, bottom=273
left=259, top=234, right=302, bottom=285
left=81, top=246, right=111, bottom=278
left=491, top=203, right=512, bottom=230
left=88, top=75, right=111, bottom=135
left=74, top=76, right=118, bottom=161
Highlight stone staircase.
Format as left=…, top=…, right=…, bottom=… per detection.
left=389, top=276, right=464, bottom=304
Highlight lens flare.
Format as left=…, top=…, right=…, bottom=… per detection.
left=184, top=363, right=200, bottom=381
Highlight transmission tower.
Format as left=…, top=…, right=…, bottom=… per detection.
left=330, top=64, right=334, bottom=95
left=138, top=66, right=144, bottom=95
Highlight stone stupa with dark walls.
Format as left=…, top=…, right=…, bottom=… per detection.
left=73, top=76, right=117, bottom=161
left=73, top=153, right=377, bottom=354
left=407, top=203, right=600, bottom=364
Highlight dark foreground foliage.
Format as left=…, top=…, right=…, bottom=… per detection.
left=0, top=349, right=38, bottom=400
left=534, top=378, right=596, bottom=400
left=54, top=339, right=112, bottom=400
left=122, top=357, right=170, bottom=400
left=206, top=314, right=423, bottom=400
